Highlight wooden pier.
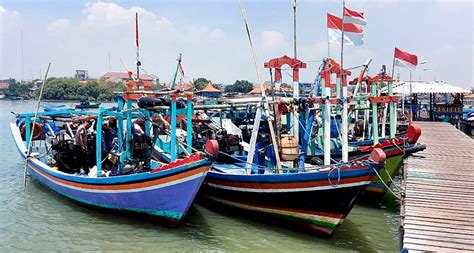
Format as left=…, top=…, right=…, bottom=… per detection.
left=401, top=122, right=474, bottom=252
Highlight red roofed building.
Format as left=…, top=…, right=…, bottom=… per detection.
left=196, top=82, right=222, bottom=98
left=101, top=72, right=158, bottom=83
left=173, top=82, right=194, bottom=91
left=248, top=83, right=270, bottom=95
left=0, top=82, right=9, bottom=90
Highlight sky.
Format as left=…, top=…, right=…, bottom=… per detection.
left=1, top=0, right=473, bottom=88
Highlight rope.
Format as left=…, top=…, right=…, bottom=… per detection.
left=368, top=162, right=401, bottom=200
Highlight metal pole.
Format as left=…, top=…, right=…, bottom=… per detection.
left=340, top=0, right=348, bottom=162
left=409, top=69, right=412, bottom=123
left=293, top=0, right=297, bottom=59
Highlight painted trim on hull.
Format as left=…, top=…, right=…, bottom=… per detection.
left=204, top=195, right=343, bottom=233
left=205, top=179, right=372, bottom=193
left=29, top=162, right=209, bottom=193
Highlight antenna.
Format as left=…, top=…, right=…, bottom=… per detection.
left=135, top=12, right=141, bottom=80
left=21, top=30, right=24, bottom=80
left=108, top=51, right=111, bottom=72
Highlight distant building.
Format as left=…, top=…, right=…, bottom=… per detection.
left=196, top=82, right=222, bottom=98
left=101, top=72, right=158, bottom=84
left=75, top=70, right=89, bottom=81
left=173, top=82, right=194, bottom=92
left=0, top=81, right=9, bottom=90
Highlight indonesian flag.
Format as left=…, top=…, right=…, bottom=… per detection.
left=327, top=13, right=364, bottom=46
left=394, top=47, right=418, bottom=69
left=343, top=7, right=366, bottom=26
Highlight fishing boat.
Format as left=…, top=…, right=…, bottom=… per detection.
left=75, top=100, right=101, bottom=109
left=191, top=52, right=391, bottom=236
left=11, top=88, right=209, bottom=226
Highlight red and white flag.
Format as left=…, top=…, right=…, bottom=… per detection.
left=327, top=13, right=364, bottom=46
left=394, top=47, right=418, bottom=69
left=178, top=62, right=185, bottom=77
left=343, top=7, right=366, bottom=26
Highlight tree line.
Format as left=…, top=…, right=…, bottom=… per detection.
left=193, top=78, right=254, bottom=93
left=41, top=78, right=125, bottom=101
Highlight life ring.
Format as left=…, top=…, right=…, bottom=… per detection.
left=20, top=122, right=43, bottom=141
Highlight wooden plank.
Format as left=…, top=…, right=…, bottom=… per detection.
left=403, top=243, right=465, bottom=253
left=404, top=234, right=474, bottom=248
left=404, top=223, right=474, bottom=236
left=405, top=227, right=474, bottom=241
left=405, top=216, right=474, bottom=226
left=403, top=237, right=473, bottom=251
left=405, top=202, right=474, bottom=213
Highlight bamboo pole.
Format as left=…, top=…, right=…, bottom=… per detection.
left=237, top=0, right=282, bottom=173
left=23, top=63, right=51, bottom=189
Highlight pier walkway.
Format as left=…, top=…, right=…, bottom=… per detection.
left=401, top=122, right=474, bottom=252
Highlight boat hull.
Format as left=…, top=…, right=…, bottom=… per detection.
left=200, top=164, right=379, bottom=236
left=11, top=123, right=209, bottom=225
left=362, top=154, right=404, bottom=202
left=27, top=161, right=209, bottom=225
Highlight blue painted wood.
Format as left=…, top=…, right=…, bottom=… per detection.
left=170, top=96, right=177, bottom=161
left=298, top=109, right=315, bottom=171
left=126, top=100, right=133, bottom=159
left=96, top=107, right=104, bottom=177
left=186, top=98, right=192, bottom=154
left=144, top=110, right=151, bottom=136
left=286, top=111, right=291, bottom=132
left=25, top=116, right=31, bottom=150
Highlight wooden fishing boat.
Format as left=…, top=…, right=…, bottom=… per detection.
left=200, top=151, right=385, bottom=236
left=11, top=89, right=210, bottom=226
left=75, top=100, right=101, bottom=109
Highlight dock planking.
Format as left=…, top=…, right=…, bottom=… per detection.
left=401, top=122, right=474, bottom=252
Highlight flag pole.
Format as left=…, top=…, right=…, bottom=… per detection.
left=391, top=48, right=396, bottom=80
left=340, top=0, right=349, bottom=162
left=293, top=0, right=297, bottom=59
left=135, top=12, right=140, bottom=80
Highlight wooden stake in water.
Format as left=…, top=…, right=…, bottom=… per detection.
left=23, top=63, right=51, bottom=189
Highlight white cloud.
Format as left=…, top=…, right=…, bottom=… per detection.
left=48, top=19, right=71, bottom=31
left=261, top=31, right=286, bottom=51
left=0, top=5, right=20, bottom=18
left=82, top=2, right=156, bottom=26
left=155, top=17, right=174, bottom=31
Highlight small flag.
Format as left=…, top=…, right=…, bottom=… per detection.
left=343, top=7, right=366, bottom=26
left=394, top=47, right=418, bottom=69
left=327, top=13, right=364, bottom=46
left=178, top=62, right=185, bottom=77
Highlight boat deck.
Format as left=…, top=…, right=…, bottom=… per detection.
left=401, top=121, right=474, bottom=252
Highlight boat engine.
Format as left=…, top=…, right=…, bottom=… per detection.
left=215, top=129, right=241, bottom=154
left=131, top=133, right=152, bottom=161
left=50, top=130, right=77, bottom=173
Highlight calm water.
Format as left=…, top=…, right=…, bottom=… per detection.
left=0, top=100, right=399, bottom=252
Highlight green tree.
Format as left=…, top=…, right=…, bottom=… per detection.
left=194, top=77, right=210, bottom=90
left=212, top=83, right=223, bottom=91
left=224, top=80, right=254, bottom=93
